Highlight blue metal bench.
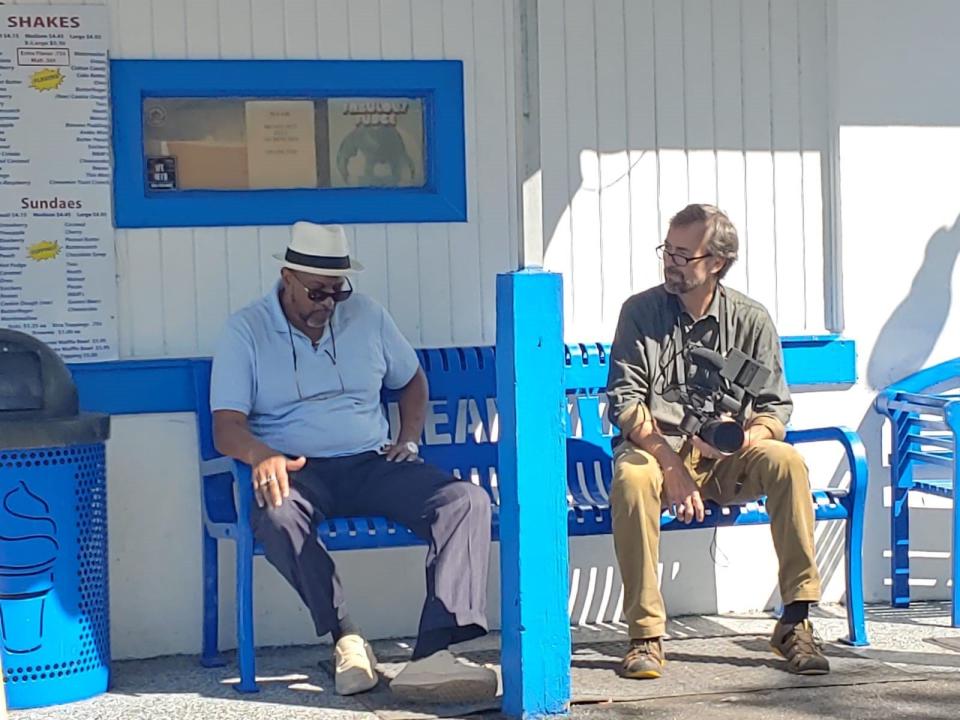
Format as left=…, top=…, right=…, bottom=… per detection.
left=194, top=343, right=869, bottom=693
left=875, top=358, right=960, bottom=625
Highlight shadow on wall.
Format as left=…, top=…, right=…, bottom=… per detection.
left=866, top=214, right=960, bottom=390
left=761, top=218, right=960, bottom=611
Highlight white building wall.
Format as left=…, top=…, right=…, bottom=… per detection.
left=542, top=0, right=833, bottom=342
left=7, top=0, right=960, bottom=659
left=701, top=0, right=960, bottom=620
left=100, top=0, right=519, bottom=356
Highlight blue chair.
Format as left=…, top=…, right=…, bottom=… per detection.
left=875, top=358, right=960, bottom=625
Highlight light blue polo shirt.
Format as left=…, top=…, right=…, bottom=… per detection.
left=210, top=282, right=420, bottom=458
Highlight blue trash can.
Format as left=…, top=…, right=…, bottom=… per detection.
left=0, top=330, right=110, bottom=710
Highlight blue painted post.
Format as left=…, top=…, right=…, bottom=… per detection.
left=496, top=269, right=571, bottom=718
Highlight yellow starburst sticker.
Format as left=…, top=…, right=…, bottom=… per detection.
left=30, top=68, right=65, bottom=92
left=27, top=241, right=61, bottom=261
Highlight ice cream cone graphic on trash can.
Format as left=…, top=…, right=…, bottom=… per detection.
left=0, top=481, right=59, bottom=654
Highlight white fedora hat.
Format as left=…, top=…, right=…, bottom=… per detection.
left=273, top=222, right=364, bottom=276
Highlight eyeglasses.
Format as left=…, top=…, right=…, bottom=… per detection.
left=290, top=273, right=354, bottom=304
left=656, top=244, right=713, bottom=267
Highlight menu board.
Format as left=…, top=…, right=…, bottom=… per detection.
left=245, top=100, right=318, bottom=189
left=0, top=6, right=116, bottom=362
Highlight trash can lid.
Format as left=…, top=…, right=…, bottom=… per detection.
left=0, top=329, right=111, bottom=449
left=0, top=413, right=110, bottom=450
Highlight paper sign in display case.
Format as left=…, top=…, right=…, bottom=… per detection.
left=112, top=60, right=465, bottom=228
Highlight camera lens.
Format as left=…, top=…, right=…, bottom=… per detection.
left=700, top=419, right=744, bottom=454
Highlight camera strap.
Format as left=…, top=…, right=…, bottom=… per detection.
left=672, top=286, right=729, bottom=387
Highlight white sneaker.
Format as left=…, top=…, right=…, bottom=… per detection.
left=389, top=650, right=498, bottom=704
left=334, top=634, right=379, bottom=696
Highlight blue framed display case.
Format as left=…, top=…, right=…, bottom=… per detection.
left=111, top=59, right=466, bottom=228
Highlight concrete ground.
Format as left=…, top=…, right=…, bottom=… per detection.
left=9, top=602, right=960, bottom=720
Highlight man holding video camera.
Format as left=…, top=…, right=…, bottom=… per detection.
left=606, top=204, right=828, bottom=680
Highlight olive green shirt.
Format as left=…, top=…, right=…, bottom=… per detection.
left=605, top=283, right=792, bottom=449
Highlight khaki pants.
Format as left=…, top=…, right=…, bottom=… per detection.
left=610, top=438, right=821, bottom=640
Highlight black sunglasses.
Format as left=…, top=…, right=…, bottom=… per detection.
left=290, top=274, right=354, bottom=303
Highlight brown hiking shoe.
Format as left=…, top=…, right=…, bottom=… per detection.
left=620, top=637, right=665, bottom=679
left=770, top=618, right=831, bottom=675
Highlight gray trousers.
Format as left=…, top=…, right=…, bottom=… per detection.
left=250, top=451, right=491, bottom=658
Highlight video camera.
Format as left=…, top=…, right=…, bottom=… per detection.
left=666, top=345, right=772, bottom=454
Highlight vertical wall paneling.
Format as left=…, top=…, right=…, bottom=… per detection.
left=412, top=0, right=454, bottom=346
left=473, top=0, right=514, bottom=342
left=544, top=0, right=832, bottom=339
left=187, top=0, right=230, bottom=354
left=218, top=0, right=253, bottom=58
left=115, top=231, right=134, bottom=357
left=257, top=226, right=289, bottom=298
left=683, top=0, right=718, bottom=207
left=151, top=0, right=187, bottom=57
left=186, top=0, right=220, bottom=59
left=380, top=2, right=423, bottom=344
left=160, top=229, right=200, bottom=356
left=443, top=1, right=484, bottom=344
left=109, top=0, right=517, bottom=354
left=769, top=0, right=806, bottom=331
left=116, top=0, right=154, bottom=56
left=502, top=0, right=520, bottom=280
left=652, top=0, right=688, bottom=243
left=563, top=0, right=602, bottom=337
left=251, top=0, right=285, bottom=58
left=594, top=0, right=632, bottom=337
left=152, top=2, right=198, bottom=357
left=284, top=0, right=319, bottom=58
left=623, top=0, right=661, bottom=304
left=315, top=0, right=350, bottom=57
left=225, top=227, right=263, bottom=315
left=712, top=0, right=749, bottom=294
left=121, top=0, right=163, bottom=357
left=346, top=0, right=391, bottom=312
left=740, top=0, right=778, bottom=320
left=539, top=0, right=575, bottom=336
left=106, top=0, right=830, bottom=354
left=799, top=0, right=829, bottom=332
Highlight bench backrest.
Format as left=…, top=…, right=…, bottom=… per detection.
left=191, top=345, right=613, bottom=509
left=192, top=337, right=851, bottom=511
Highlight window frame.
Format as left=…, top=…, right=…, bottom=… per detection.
left=110, top=59, right=466, bottom=228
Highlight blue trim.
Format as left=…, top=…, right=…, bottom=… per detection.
left=70, top=358, right=197, bottom=414
left=111, top=59, right=466, bottom=228
left=496, top=270, right=571, bottom=718
left=780, top=335, right=857, bottom=386
left=67, top=335, right=857, bottom=417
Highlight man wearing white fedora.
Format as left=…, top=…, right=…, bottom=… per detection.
left=210, top=222, right=496, bottom=702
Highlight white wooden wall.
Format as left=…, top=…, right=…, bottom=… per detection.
left=11, top=0, right=520, bottom=356
left=14, top=0, right=832, bottom=353
left=541, top=0, right=833, bottom=341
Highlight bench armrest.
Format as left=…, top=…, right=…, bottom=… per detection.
left=199, top=456, right=254, bottom=529
left=786, top=426, right=868, bottom=501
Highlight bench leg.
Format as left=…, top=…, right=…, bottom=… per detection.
left=235, top=527, right=259, bottom=693
left=200, top=525, right=225, bottom=667
left=890, top=472, right=911, bottom=609
left=842, top=509, right=869, bottom=646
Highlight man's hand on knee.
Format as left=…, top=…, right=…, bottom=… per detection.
left=251, top=454, right=306, bottom=508
left=662, top=465, right=705, bottom=524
